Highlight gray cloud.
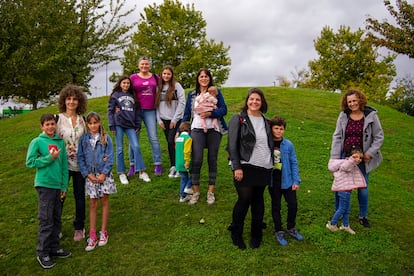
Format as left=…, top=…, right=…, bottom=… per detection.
left=90, top=0, right=412, bottom=95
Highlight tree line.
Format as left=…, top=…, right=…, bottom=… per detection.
left=0, top=0, right=412, bottom=115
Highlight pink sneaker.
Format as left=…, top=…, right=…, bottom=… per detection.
left=73, top=229, right=85, bottom=241
left=85, top=237, right=98, bottom=251
left=98, top=231, right=109, bottom=246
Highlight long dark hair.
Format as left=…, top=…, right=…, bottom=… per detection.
left=155, top=65, right=177, bottom=107
left=111, top=75, right=139, bottom=108
left=195, top=68, right=214, bottom=94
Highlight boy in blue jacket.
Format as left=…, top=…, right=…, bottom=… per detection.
left=26, top=114, right=71, bottom=269
left=268, top=116, right=303, bottom=246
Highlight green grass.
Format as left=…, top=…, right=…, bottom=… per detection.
left=1, top=87, right=413, bottom=275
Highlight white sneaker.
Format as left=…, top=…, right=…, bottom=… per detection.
left=340, top=224, right=356, bottom=235
left=168, top=166, right=177, bottom=178
left=179, top=195, right=192, bottom=203
left=206, top=191, right=215, bottom=205
left=139, top=172, right=151, bottom=182
left=119, top=174, right=129, bottom=185
left=188, top=192, right=200, bottom=205
left=184, top=187, right=193, bottom=194
left=174, top=171, right=181, bottom=178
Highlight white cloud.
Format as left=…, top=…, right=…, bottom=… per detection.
left=90, top=0, right=412, bottom=95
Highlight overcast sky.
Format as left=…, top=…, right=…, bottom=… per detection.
left=90, top=0, right=412, bottom=97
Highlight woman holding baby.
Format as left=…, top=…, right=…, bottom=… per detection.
left=182, top=68, right=228, bottom=205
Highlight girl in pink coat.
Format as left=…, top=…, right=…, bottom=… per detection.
left=326, top=145, right=366, bottom=235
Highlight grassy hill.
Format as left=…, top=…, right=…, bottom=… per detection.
left=0, top=87, right=413, bottom=275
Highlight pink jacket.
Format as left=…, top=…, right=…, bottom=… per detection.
left=328, top=158, right=367, bottom=192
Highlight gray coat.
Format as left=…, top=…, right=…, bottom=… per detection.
left=330, top=106, right=384, bottom=173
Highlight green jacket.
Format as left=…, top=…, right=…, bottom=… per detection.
left=26, top=132, right=69, bottom=192
left=175, top=131, right=192, bottom=172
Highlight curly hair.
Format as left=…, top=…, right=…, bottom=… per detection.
left=57, top=84, right=87, bottom=114
left=340, top=88, right=367, bottom=112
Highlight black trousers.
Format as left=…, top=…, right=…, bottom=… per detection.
left=268, top=183, right=298, bottom=231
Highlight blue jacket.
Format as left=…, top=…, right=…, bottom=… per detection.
left=182, top=88, right=228, bottom=133
left=277, top=137, right=301, bottom=189
left=77, top=133, right=114, bottom=177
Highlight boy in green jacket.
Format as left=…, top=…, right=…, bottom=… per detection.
left=26, top=114, right=71, bottom=269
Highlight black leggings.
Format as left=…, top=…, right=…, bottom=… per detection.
left=232, top=184, right=266, bottom=227
left=190, top=128, right=222, bottom=185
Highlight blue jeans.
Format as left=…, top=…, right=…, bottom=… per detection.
left=357, top=162, right=369, bottom=218
left=179, top=171, right=192, bottom=198
left=116, top=126, right=146, bottom=173
left=332, top=191, right=352, bottom=227
left=129, top=109, right=161, bottom=166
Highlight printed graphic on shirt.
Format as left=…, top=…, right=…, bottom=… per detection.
left=48, top=144, right=58, bottom=154
left=274, top=149, right=282, bottom=170
left=118, top=95, right=135, bottom=112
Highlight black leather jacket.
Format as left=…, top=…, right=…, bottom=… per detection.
left=227, top=111, right=273, bottom=171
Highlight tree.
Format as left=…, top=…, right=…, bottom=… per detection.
left=366, top=0, right=414, bottom=58
left=0, top=0, right=134, bottom=109
left=121, top=0, right=231, bottom=88
left=388, top=74, right=414, bottom=115
left=307, top=25, right=396, bottom=103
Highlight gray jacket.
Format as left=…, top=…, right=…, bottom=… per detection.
left=330, top=106, right=384, bottom=173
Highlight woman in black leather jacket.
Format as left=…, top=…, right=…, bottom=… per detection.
left=227, top=88, right=273, bottom=250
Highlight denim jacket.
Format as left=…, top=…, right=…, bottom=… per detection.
left=278, top=137, right=301, bottom=189
left=77, top=133, right=114, bottom=177
left=182, top=88, right=228, bottom=134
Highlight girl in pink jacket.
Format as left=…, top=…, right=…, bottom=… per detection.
left=326, top=146, right=366, bottom=235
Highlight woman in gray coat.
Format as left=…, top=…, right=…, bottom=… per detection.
left=330, top=88, right=384, bottom=228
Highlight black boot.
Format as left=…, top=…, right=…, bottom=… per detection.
left=227, top=224, right=246, bottom=250
left=250, top=223, right=263, bottom=249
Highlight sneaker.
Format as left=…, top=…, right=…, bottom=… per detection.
left=275, top=231, right=288, bottom=246
left=174, top=171, right=181, bottom=178
left=37, top=255, right=55, bottom=269
left=119, top=174, right=129, bottom=185
left=206, top=191, right=215, bottom=205
left=73, top=229, right=85, bottom=241
left=326, top=221, right=339, bottom=232
left=85, top=237, right=99, bottom=252
left=340, top=224, right=356, bottom=235
left=188, top=192, right=200, bottom=205
left=179, top=195, right=192, bottom=203
left=359, top=217, right=371, bottom=228
left=50, top=249, right=71, bottom=258
left=287, top=228, right=303, bottom=241
left=183, top=187, right=194, bottom=194
left=168, top=166, right=176, bottom=178
left=127, top=165, right=135, bottom=177
left=154, top=165, right=162, bottom=176
left=139, top=172, right=151, bottom=182
left=98, top=231, right=108, bottom=246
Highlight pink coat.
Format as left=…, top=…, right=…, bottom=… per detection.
left=328, top=158, right=367, bottom=192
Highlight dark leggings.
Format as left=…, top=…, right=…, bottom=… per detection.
left=232, top=184, right=266, bottom=228
left=190, top=128, right=222, bottom=185
left=161, top=119, right=181, bottom=167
